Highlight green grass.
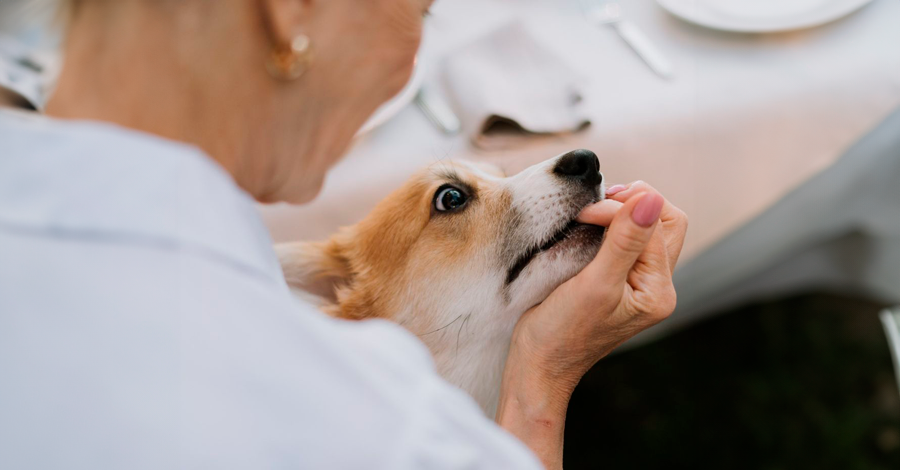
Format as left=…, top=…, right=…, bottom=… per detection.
left=564, top=293, right=900, bottom=469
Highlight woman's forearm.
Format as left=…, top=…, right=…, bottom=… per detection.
left=496, top=390, right=567, bottom=470
left=495, top=347, right=577, bottom=470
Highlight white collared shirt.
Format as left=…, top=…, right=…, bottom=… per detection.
left=0, top=111, right=541, bottom=470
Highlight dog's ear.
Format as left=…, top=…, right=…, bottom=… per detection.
left=275, top=239, right=351, bottom=304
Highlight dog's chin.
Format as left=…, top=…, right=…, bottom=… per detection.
left=506, top=223, right=605, bottom=309
left=532, top=223, right=605, bottom=279
left=542, top=223, right=605, bottom=257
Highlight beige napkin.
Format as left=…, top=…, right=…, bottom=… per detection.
left=443, top=21, right=591, bottom=151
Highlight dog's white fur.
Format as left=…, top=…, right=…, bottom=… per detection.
left=277, top=152, right=605, bottom=417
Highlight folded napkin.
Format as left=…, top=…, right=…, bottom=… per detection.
left=443, top=21, right=591, bottom=151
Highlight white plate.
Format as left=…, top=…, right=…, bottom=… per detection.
left=656, top=0, right=874, bottom=33
left=356, top=56, right=425, bottom=136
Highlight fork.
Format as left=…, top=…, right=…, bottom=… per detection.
left=582, top=1, right=675, bottom=80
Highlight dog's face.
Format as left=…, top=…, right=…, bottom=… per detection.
left=278, top=149, right=605, bottom=415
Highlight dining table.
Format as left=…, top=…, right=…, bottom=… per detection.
left=260, top=0, right=900, bottom=344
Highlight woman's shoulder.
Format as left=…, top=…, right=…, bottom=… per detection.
left=1, top=111, right=277, bottom=274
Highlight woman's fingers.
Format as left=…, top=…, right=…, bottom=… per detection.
left=607, top=181, right=688, bottom=275
left=577, top=192, right=664, bottom=296
left=575, top=199, right=622, bottom=227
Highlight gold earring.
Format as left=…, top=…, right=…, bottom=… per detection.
left=266, top=34, right=313, bottom=80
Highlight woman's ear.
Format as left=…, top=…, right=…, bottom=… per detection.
left=259, top=0, right=312, bottom=46
left=275, top=238, right=351, bottom=304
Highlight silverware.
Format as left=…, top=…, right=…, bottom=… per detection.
left=584, top=1, right=675, bottom=80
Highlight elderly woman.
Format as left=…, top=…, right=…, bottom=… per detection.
left=0, top=0, right=687, bottom=469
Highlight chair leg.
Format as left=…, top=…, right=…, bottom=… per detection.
left=879, top=306, right=900, bottom=396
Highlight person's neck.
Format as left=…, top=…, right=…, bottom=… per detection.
left=44, top=2, right=319, bottom=201
left=47, top=8, right=243, bottom=172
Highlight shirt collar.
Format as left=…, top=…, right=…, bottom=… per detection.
left=0, top=110, right=285, bottom=283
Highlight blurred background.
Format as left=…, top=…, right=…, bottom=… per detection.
left=3, top=0, right=899, bottom=467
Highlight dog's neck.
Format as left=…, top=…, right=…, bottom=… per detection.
left=413, top=310, right=518, bottom=418
left=308, top=263, right=561, bottom=417
left=387, top=288, right=528, bottom=417
left=303, top=280, right=522, bottom=417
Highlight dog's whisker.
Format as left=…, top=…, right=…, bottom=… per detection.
left=419, top=313, right=463, bottom=337
left=455, top=313, right=472, bottom=356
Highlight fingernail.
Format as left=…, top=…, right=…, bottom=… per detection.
left=605, top=184, right=627, bottom=196
left=632, top=193, right=664, bottom=227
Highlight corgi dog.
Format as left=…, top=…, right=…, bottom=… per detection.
left=276, top=149, right=606, bottom=417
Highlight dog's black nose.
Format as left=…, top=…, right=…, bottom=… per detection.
left=553, top=149, right=601, bottom=188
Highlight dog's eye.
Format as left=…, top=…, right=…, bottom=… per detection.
left=434, top=186, right=468, bottom=212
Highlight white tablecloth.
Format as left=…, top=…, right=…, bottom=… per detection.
left=652, top=108, right=900, bottom=343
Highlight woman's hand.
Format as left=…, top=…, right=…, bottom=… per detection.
left=514, top=181, right=687, bottom=387
left=496, top=181, right=688, bottom=470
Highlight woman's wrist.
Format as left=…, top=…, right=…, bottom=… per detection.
left=496, top=341, right=578, bottom=470
left=495, top=389, right=567, bottom=470
left=499, top=341, right=576, bottom=415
